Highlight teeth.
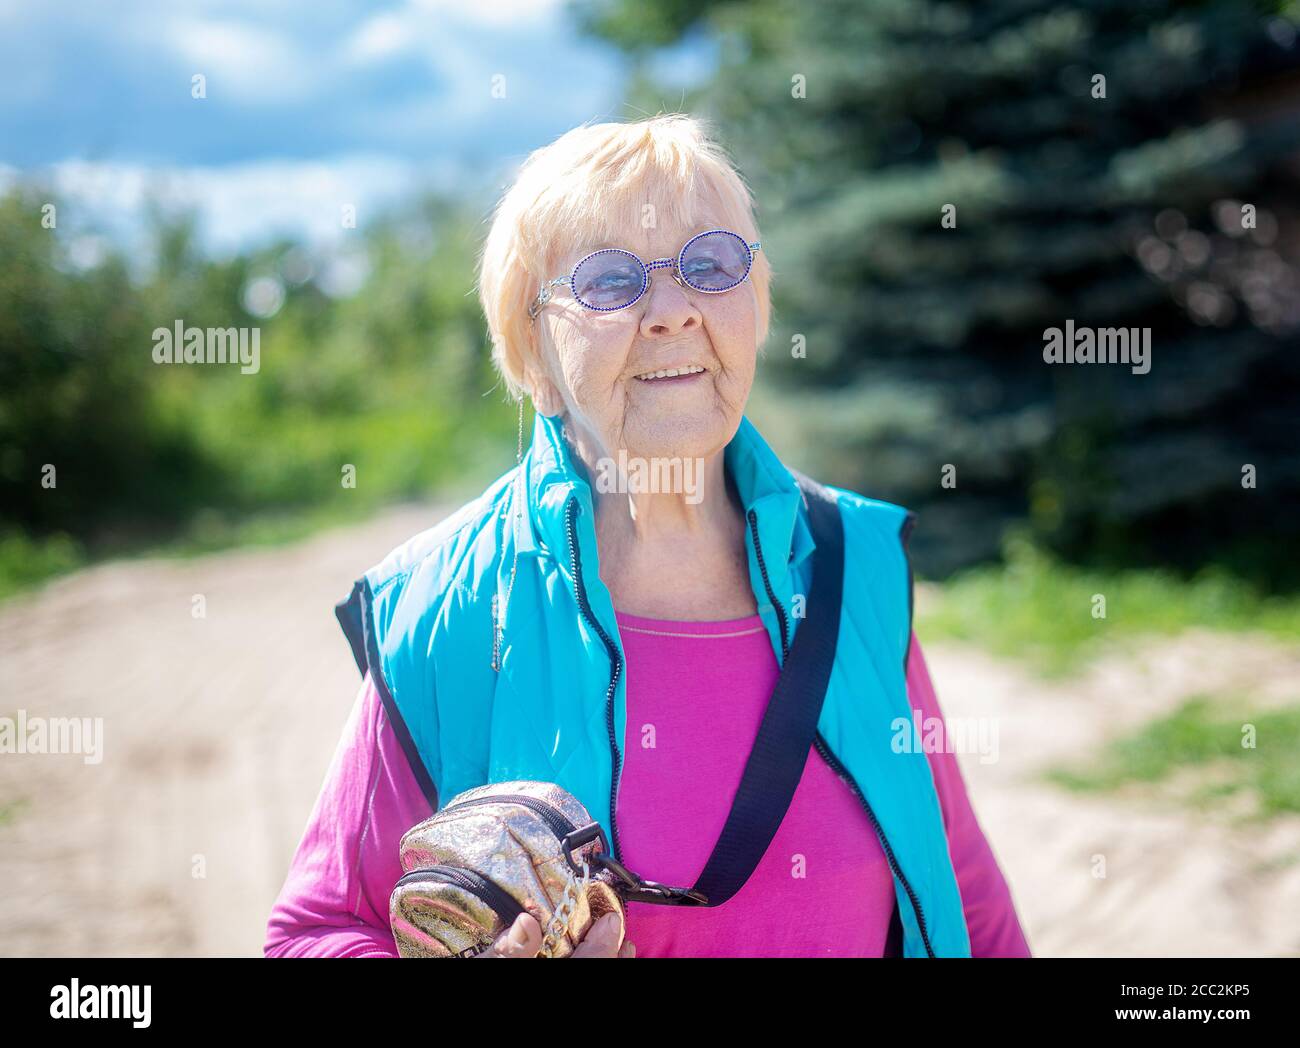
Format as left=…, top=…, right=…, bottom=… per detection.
left=635, top=365, right=706, bottom=381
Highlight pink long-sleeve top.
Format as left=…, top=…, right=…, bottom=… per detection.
left=264, top=620, right=1031, bottom=957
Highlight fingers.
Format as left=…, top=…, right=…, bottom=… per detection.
left=572, top=912, right=631, bottom=958
left=483, top=912, right=543, bottom=958
left=481, top=908, right=637, bottom=958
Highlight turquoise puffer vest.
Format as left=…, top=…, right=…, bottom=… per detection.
left=336, top=412, right=971, bottom=957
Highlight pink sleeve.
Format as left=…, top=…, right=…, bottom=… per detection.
left=907, top=634, right=1032, bottom=958
left=264, top=673, right=434, bottom=958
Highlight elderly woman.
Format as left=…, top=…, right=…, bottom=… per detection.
left=265, top=115, right=1030, bottom=958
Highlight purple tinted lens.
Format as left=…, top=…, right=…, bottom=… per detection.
left=572, top=249, right=646, bottom=310
left=679, top=231, right=751, bottom=292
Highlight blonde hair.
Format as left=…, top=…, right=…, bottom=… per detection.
left=476, top=113, right=771, bottom=399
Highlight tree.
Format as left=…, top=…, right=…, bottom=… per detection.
left=577, top=0, right=1300, bottom=581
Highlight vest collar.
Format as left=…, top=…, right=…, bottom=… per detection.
left=517, top=411, right=815, bottom=589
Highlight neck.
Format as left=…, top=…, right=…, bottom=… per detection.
left=595, top=452, right=733, bottom=538
left=558, top=418, right=756, bottom=620
left=560, top=419, right=733, bottom=536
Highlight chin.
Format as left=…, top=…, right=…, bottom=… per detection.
left=625, top=412, right=739, bottom=462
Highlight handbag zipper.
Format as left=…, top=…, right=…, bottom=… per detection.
left=394, top=864, right=526, bottom=929
left=564, top=495, right=625, bottom=863
left=438, top=789, right=704, bottom=906
left=747, top=507, right=936, bottom=958
left=439, top=792, right=579, bottom=843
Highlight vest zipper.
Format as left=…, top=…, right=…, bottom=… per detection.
left=810, top=734, right=935, bottom=957
left=747, top=508, right=789, bottom=661
left=747, top=507, right=936, bottom=958
left=564, top=496, right=625, bottom=863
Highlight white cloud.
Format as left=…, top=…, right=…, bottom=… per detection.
left=0, top=0, right=632, bottom=212
left=346, top=12, right=413, bottom=63
left=346, top=0, right=568, bottom=70
left=167, top=18, right=321, bottom=104
left=409, top=0, right=566, bottom=30
left=45, top=155, right=452, bottom=254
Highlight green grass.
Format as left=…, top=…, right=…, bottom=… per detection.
left=150, top=501, right=382, bottom=559
left=0, top=795, right=28, bottom=827
left=153, top=461, right=497, bottom=561
left=0, top=424, right=513, bottom=600
left=0, top=507, right=372, bottom=602
left=917, top=534, right=1300, bottom=676
left=0, top=470, right=500, bottom=601
left=0, top=532, right=85, bottom=602
left=1046, top=696, right=1300, bottom=819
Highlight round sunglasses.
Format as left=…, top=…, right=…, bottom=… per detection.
left=528, top=229, right=761, bottom=319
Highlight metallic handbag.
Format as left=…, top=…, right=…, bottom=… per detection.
left=390, top=780, right=631, bottom=958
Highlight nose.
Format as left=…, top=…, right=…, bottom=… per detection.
left=638, top=269, right=701, bottom=338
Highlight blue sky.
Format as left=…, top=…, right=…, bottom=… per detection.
left=0, top=0, right=714, bottom=253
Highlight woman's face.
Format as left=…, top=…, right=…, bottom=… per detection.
left=528, top=208, right=758, bottom=465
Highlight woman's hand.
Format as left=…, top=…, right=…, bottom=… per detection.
left=481, top=911, right=634, bottom=958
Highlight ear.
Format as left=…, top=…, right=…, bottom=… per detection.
left=522, top=329, right=564, bottom=417
left=527, top=367, right=563, bottom=417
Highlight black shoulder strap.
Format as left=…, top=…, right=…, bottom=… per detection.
left=686, top=474, right=845, bottom=907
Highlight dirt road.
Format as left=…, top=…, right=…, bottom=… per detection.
left=1, top=505, right=1297, bottom=956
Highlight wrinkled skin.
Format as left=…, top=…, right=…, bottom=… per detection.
left=478, top=910, right=634, bottom=959
left=527, top=193, right=762, bottom=622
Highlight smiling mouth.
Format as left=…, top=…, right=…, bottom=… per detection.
left=633, top=364, right=708, bottom=382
